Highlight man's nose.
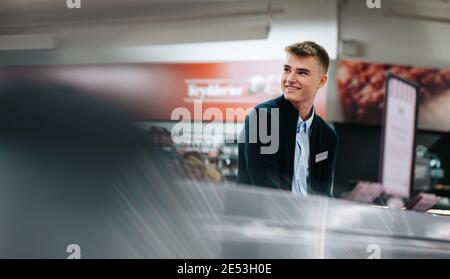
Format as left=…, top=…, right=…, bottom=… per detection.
left=286, top=72, right=296, bottom=83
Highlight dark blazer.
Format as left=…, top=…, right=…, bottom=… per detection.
left=237, top=95, right=338, bottom=197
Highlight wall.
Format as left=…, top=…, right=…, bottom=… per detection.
left=339, top=0, right=450, bottom=68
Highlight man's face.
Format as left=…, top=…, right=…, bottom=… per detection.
left=281, top=54, right=327, bottom=107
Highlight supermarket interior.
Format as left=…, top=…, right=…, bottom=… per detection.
left=1, top=0, right=450, bottom=258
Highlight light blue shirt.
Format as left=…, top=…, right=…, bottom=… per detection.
left=291, top=108, right=314, bottom=196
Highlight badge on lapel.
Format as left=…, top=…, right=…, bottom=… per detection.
left=315, top=151, right=328, bottom=163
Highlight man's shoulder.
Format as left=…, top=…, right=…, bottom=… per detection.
left=254, top=95, right=284, bottom=110
left=244, top=96, right=283, bottom=122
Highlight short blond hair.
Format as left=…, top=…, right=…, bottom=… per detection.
left=284, top=41, right=330, bottom=74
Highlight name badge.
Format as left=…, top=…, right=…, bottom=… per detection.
left=315, top=151, right=328, bottom=163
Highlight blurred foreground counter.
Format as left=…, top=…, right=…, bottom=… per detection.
left=180, top=182, right=450, bottom=259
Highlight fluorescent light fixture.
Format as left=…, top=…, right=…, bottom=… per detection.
left=122, top=21, right=270, bottom=46
left=0, top=34, right=57, bottom=51
left=384, top=0, right=450, bottom=24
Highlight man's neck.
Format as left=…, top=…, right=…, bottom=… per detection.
left=292, top=101, right=313, bottom=121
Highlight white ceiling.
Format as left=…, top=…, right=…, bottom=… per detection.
left=0, top=0, right=339, bottom=65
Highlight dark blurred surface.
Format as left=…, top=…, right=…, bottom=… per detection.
left=0, top=81, right=185, bottom=258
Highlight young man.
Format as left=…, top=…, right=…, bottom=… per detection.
left=237, top=41, right=338, bottom=197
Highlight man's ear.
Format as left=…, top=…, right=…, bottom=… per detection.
left=318, top=75, right=328, bottom=88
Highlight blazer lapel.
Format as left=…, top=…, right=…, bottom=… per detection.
left=308, top=115, right=319, bottom=194
left=279, top=95, right=299, bottom=189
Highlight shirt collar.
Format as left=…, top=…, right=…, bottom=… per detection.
left=297, top=107, right=315, bottom=132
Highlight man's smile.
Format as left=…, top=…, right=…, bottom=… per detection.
left=284, top=85, right=301, bottom=91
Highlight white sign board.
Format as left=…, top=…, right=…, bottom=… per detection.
left=381, top=75, right=419, bottom=198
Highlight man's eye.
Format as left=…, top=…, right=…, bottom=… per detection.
left=283, top=68, right=290, bottom=73
left=298, top=72, right=308, bottom=76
